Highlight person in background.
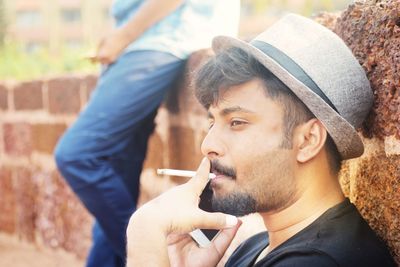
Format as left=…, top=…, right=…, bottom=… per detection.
left=54, top=1, right=240, bottom=266
left=125, top=14, right=396, bottom=267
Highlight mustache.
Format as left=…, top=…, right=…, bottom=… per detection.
left=210, top=160, right=237, bottom=179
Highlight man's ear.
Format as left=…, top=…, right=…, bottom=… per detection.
left=294, top=119, right=327, bottom=163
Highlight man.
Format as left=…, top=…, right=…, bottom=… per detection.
left=126, top=14, right=396, bottom=266
left=54, top=1, right=240, bottom=266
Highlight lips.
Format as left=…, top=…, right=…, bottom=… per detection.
left=210, top=161, right=236, bottom=184
left=210, top=170, right=233, bottom=187
left=212, top=171, right=231, bottom=179
left=211, top=165, right=234, bottom=177
left=211, top=169, right=222, bottom=178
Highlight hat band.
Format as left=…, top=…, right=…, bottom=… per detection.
left=251, top=40, right=339, bottom=114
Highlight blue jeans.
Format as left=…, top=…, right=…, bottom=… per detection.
left=54, top=50, right=185, bottom=267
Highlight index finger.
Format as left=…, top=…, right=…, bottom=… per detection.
left=190, top=157, right=212, bottom=196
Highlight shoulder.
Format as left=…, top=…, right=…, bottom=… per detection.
left=257, top=249, right=339, bottom=267
left=227, top=239, right=340, bottom=267
left=225, top=232, right=268, bottom=267
left=314, top=200, right=396, bottom=266
left=286, top=199, right=396, bottom=266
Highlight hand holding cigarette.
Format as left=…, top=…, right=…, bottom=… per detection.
left=127, top=158, right=239, bottom=266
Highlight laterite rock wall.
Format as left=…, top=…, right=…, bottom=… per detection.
left=319, top=0, right=400, bottom=264
left=335, top=0, right=400, bottom=139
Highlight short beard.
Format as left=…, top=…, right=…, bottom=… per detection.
left=211, top=192, right=257, bottom=217
left=210, top=149, right=297, bottom=216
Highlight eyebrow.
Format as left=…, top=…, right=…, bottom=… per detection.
left=208, top=106, right=256, bottom=119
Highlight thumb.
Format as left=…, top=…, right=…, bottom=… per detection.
left=194, top=210, right=238, bottom=230
left=190, top=157, right=212, bottom=196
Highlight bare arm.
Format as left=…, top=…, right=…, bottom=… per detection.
left=127, top=207, right=170, bottom=267
left=95, top=0, right=184, bottom=64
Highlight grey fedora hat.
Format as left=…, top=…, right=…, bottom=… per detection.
left=212, top=13, right=373, bottom=160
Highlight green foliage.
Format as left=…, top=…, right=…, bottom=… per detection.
left=242, top=0, right=350, bottom=16
left=0, top=0, right=352, bottom=81
left=301, top=0, right=336, bottom=16
left=252, top=0, right=270, bottom=14
left=0, top=0, right=6, bottom=45
left=0, top=42, right=98, bottom=81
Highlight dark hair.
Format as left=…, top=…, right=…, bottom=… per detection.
left=194, top=47, right=342, bottom=175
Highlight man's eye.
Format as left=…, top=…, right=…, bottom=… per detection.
left=230, top=120, right=247, bottom=127
left=208, top=122, right=214, bottom=129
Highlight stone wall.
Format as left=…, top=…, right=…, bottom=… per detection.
left=0, top=75, right=97, bottom=258
left=317, top=1, right=400, bottom=264
left=0, top=0, right=399, bottom=264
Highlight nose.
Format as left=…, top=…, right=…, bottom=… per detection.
left=201, top=127, right=226, bottom=159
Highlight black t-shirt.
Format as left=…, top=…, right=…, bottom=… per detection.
left=226, top=199, right=396, bottom=267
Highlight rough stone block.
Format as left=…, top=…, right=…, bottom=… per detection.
left=13, top=81, right=43, bottom=110
left=14, top=167, right=37, bottom=243
left=340, top=146, right=400, bottom=264
left=35, top=170, right=92, bottom=258
left=31, top=123, right=67, bottom=154
left=3, top=123, right=32, bottom=157
left=334, top=0, right=400, bottom=139
left=384, top=135, right=400, bottom=156
left=47, top=77, right=81, bottom=114
left=0, top=84, right=8, bottom=110
left=0, top=166, right=16, bottom=234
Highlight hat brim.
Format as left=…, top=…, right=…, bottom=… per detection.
left=212, top=36, right=364, bottom=160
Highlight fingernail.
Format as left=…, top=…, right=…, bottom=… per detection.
left=225, top=215, right=238, bottom=227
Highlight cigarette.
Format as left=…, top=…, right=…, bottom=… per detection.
left=157, top=169, right=216, bottom=179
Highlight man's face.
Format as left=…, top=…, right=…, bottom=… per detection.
left=201, top=79, right=298, bottom=217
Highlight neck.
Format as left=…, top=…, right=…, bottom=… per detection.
left=259, top=169, right=345, bottom=252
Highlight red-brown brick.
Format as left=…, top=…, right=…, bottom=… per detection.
left=50, top=171, right=92, bottom=257
left=3, top=122, right=32, bottom=156
left=14, top=80, right=43, bottom=110
left=47, top=77, right=81, bottom=114
left=143, top=132, right=164, bottom=170
left=0, top=84, right=8, bottom=110
left=167, top=126, right=202, bottom=182
left=14, top=167, right=37, bottom=242
left=0, top=166, right=16, bottom=233
left=31, top=123, right=67, bottom=154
